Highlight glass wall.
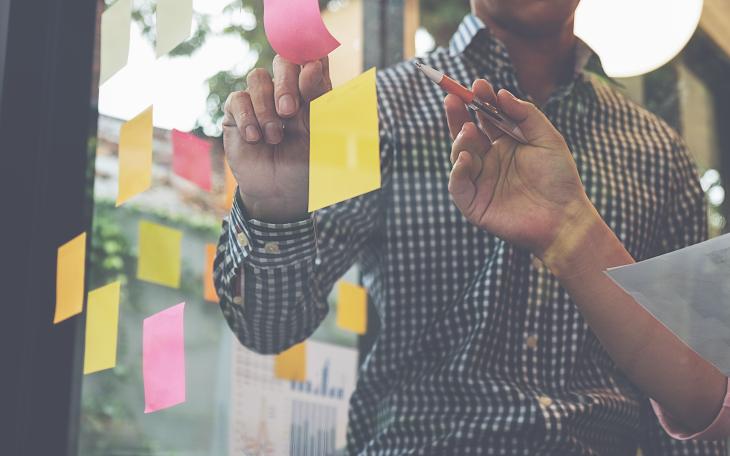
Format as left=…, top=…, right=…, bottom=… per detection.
left=77, top=1, right=730, bottom=455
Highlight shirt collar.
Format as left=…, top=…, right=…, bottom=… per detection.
left=448, top=14, right=609, bottom=83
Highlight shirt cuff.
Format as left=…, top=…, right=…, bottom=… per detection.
left=227, top=189, right=317, bottom=270
left=651, top=377, right=730, bottom=440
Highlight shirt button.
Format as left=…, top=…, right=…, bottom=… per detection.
left=531, top=256, right=544, bottom=270
left=538, top=395, right=553, bottom=408
left=526, top=335, right=538, bottom=349
left=236, top=232, right=249, bottom=248
left=232, top=295, right=244, bottom=306
left=263, top=241, right=280, bottom=254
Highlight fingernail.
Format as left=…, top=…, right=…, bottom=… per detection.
left=245, top=125, right=260, bottom=142
left=279, top=94, right=296, bottom=115
left=264, top=121, right=282, bottom=144
left=503, top=89, right=517, bottom=100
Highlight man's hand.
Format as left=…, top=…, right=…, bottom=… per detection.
left=445, top=80, right=597, bottom=261
left=222, top=55, right=332, bottom=223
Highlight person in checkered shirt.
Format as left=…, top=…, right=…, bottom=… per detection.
left=214, top=0, right=728, bottom=453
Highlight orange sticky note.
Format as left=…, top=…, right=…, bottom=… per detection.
left=55, top=232, right=87, bottom=324
left=117, top=106, right=153, bottom=206
left=223, top=162, right=237, bottom=210
left=137, top=220, right=182, bottom=289
left=204, top=243, right=219, bottom=302
left=274, top=342, right=307, bottom=381
left=83, top=281, right=121, bottom=374
left=336, top=281, right=367, bottom=335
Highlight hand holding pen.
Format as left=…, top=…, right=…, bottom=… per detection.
left=440, top=69, right=597, bottom=264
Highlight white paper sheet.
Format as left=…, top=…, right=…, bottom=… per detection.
left=228, top=339, right=358, bottom=455
left=606, top=233, right=730, bottom=375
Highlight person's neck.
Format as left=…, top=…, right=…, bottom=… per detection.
left=476, top=13, right=578, bottom=106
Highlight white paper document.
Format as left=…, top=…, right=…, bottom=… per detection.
left=228, top=339, right=358, bottom=455
left=606, top=233, right=730, bottom=375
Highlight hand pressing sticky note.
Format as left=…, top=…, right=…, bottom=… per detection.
left=204, top=243, right=219, bottom=303
left=336, top=281, right=368, bottom=335
left=156, top=0, right=193, bottom=57
left=274, top=342, right=307, bottom=381
left=137, top=220, right=182, bottom=289
left=117, top=106, right=153, bottom=206
left=143, top=302, right=186, bottom=413
left=84, top=282, right=121, bottom=374
left=100, top=0, right=132, bottom=85
left=172, top=129, right=213, bottom=191
left=55, top=232, right=87, bottom=324
left=263, top=0, right=340, bottom=65
left=309, top=68, right=380, bottom=211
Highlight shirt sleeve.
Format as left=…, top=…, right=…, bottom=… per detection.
left=650, top=378, right=730, bottom=441
left=213, top=94, right=394, bottom=355
left=637, top=138, right=727, bottom=454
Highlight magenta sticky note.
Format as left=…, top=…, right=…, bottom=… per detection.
left=263, top=0, right=341, bottom=65
left=143, top=302, right=186, bottom=413
left=171, top=129, right=213, bottom=191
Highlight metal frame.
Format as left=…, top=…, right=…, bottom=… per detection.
left=0, top=0, right=98, bottom=454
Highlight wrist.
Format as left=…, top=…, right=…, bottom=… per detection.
left=538, top=199, right=632, bottom=279
left=239, top=189, right=308, bottom=224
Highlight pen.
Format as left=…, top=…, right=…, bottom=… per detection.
left=414, top=61, right=528, bottom=144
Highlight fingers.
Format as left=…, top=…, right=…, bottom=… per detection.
left=247, top=68, right=283, bottom=145
left=300, top=57, right=332, bottom=102
left=223, top=90, right=261, bottom=144
left=496, top=89, right=560, bottom=144
left=444, top=94, right=472, bottom=140
left=451, top=122, right=490, bottom=180
left=273, top=55, right=302, bottom=118
left=471, top=79, right=502, bottom=141
left=448, top=150, right=477, bottom=217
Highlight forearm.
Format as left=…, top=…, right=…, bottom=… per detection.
left=214, top=196, right=327, bottom=354
left=544, top=204, right=726, bottom=433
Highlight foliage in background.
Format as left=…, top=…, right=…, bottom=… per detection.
left=111, top=0, right=467, bottom=134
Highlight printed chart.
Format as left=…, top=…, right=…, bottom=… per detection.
left=229, top=340, right=358, bottom=455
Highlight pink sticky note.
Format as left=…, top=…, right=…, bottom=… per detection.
left=263, top=0, right=341, bottom=65
left=143, top=302, right=186, bottom=413
left=171, top=129, right=213, bottom=191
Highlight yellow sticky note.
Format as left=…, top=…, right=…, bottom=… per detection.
left=117, top=106, right=153, bottom=206
left=336, top=281, right=368, bottom=335
left=204, top=243, right=219, bottom=302
left=55, top=232, right=87, bottom=324
left=137, top=220, right=182, bottom=288
left=83, top=282, right=121, bottom=374
left=274, top=342, right=307, bottom=381
left=308, top=67, right=380, bottom=211
left=100, top=0, right=132, bottom=85
left=156, top=0, right=193, bottom=57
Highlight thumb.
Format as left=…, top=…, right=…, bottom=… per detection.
left=299, top=57, right=332, bottom=103
left=497, top=89, right=561, bottom=144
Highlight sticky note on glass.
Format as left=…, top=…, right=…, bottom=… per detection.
left=274, top=342, right=307, bottom=381
left=309, top=68, right=380, bottom=211
left=137, top=220, right=182, bottom=288
left=117, top=106, right=153, bottom=206
left=263, top=0, right=340, bottom=65
left=204, top=243, right=219, bottom=302
left=83, top=282, right=121, bottom=374
left=223, top=163, right=237, bottom=210
left=143, top=302, right=186, bottom=413
left=172, top=129, right=212, bottom=191
left=55, top=232, right=87, bottom=324
left=156, top=0, right=193, bottom=57
left=336, top=282, right=367, bottom=335
left=100, top=0, right=132, bottom=85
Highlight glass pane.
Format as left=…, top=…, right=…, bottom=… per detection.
left=79, top=1, right=360, bottom=454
